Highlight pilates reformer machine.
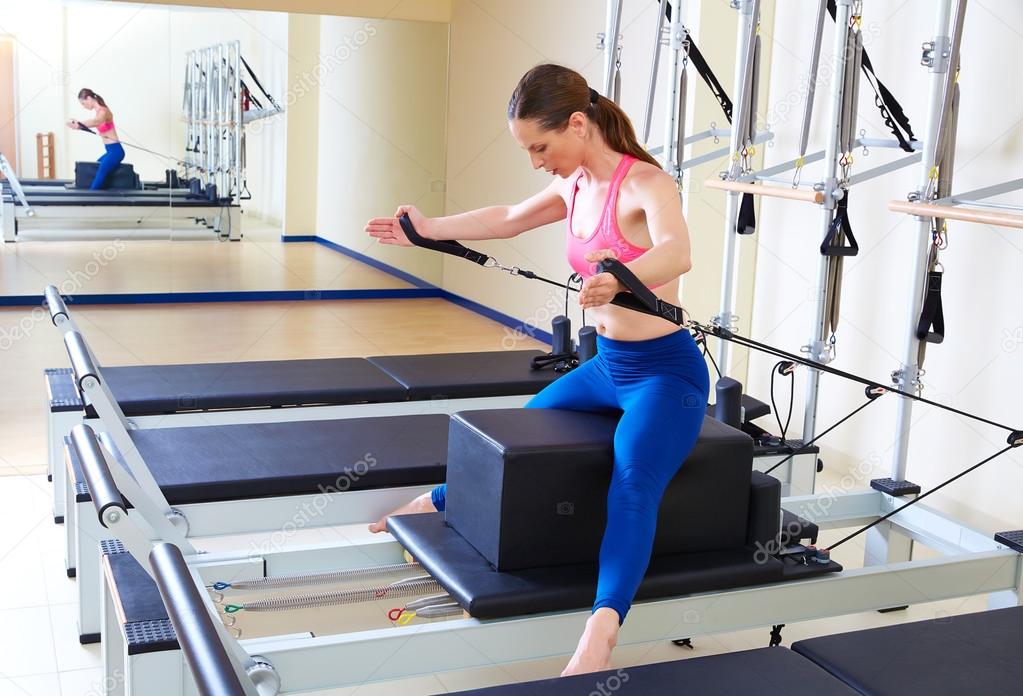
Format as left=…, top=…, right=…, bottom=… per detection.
left=1, top=152, right=241, bottom=243
left=42, top=287, right=562, bottom=527
left=48, top=298, right=566, bottom=642
left=50, top=282, right=821, bottom=644
left=71, top=274, right=1021, bottom=694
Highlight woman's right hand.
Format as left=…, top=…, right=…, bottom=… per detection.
left=66, top=119, right=78, bottom=130
left=365, top=205, right=428, bottom=247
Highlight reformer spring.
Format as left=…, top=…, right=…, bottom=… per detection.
left=209, top=561, right=420, bottom=594
left=222, top=576, right=441, bottom=614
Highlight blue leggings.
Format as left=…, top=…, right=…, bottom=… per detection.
left=91, top=143, right=125, bottom=190
left=431, top=329, right=709, bottom=623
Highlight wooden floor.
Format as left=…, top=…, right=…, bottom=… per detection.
left=0, top=298, right=545, bottom=477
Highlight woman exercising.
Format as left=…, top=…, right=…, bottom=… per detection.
left=364, top=64, right=709, bottom=676
left=66, top=88, right=124, bottom=190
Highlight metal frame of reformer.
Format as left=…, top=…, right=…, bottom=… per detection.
left=96, top=472, right=1021, bottom=695
left=182, top=41, right=282, bottom=203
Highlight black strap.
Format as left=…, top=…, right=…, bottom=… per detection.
left=398, top=214, right=491, bottom=266
left=661, top=1, right=733, bottom=124
left=827, top=1, right=916, bottom=152
left=239, top=56, right=279, bottom=110
left=598, top=259, right=687, bottom=325
left=820, top=194, right=858, bottom=256
left=77, top=123, right=96, bottom=134
left=915, top=270, right=945, bottom=344
left=736, top=192, right=757, bottom=235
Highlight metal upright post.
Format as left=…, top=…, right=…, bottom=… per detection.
left=801, top=0, right=855, bottom=442
left=661, top=0, right=688, bottom=183
left=890, top=0, right=964, bottom=481
left=714, top=0, right=759, bottom=375
left=233, top=41, right=243, bottom=200
left=601, top=0, right=624, bottom=100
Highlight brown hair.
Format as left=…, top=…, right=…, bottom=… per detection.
left=77, top=88, right=107, bottom=108
left=507, top=64, right=659, bottom=168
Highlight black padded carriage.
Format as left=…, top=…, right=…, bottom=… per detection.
left=70, top=413, right=450, bottom=505
left=387, top=409, right=841, bottom=619
left=58, top=350, right=557, bottom=417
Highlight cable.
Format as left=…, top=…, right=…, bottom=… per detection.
left=762, top=388, right=884, bottom=476
left=826, top=442, right=1017, bottom=552
left=770, top=361, right=796, bottom=444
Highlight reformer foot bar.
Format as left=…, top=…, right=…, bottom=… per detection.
left=44, top=286, right=559, bottom=523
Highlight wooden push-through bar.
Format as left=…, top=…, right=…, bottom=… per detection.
left=704, top=178, right=825, bottom=204
left=889, top=200, right=1023, bottom=230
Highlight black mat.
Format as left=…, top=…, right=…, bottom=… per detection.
left=448, top=648, right=860, bottom=695
left=367, top=350, right=560, bottom=399
left=793, top=605, right=1023, bottom=696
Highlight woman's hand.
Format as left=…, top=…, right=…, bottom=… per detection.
left=578, top=249, right=623, bottom=309
left=365, top=204, right=428, bottom=248
left=66, top=119, right=79, bottom=130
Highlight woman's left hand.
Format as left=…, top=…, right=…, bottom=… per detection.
left=579, top=250, right=622, bottom=309
left=66, top=119, right=78, bottom=130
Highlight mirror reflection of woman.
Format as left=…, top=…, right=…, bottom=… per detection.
left=66, top=88, right=124, bottom=190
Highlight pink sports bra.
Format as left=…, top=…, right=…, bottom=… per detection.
left=95, top=109, right=114, bottom=133
left=566, top=154, right=652, bottom=280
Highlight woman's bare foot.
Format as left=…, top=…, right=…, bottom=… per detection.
left=561, top=608, right=620, bottom=676
left=367, top=491, right=438, bottom=533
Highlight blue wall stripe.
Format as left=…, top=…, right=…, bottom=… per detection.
left=282, top=235, right=435, bottom=289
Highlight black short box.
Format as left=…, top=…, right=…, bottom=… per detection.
left=74, top=161, right=140, bottom=190
left=445, top=409, right=754, bottom=571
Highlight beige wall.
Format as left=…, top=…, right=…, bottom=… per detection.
left=109, top=0, right=452, bottom=23
left=283, top=13, right=321, bottom=236
left=312, top=15, right=447, bottom=285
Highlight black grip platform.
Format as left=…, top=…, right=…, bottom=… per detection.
left=870, top=478, right=921, bottom=497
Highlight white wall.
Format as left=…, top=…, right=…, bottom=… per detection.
left=313, top=15, right=448, bottom=285
left=0, top=0, right=287, bottom=223
left=750, top=1, right=1023, bottom=527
